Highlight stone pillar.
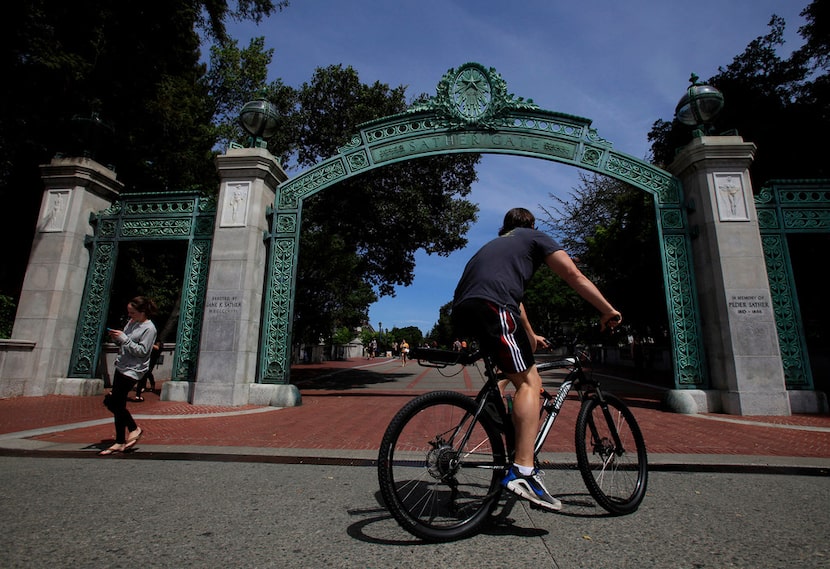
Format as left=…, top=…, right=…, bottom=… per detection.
left=1, top=157, right=122, bottom=397
left=189, top=147, right=299, bottom=407
left=668, top=136, right=790, bottom=415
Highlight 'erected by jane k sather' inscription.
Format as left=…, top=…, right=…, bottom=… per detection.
left=206, top=294, right=242, bottom=317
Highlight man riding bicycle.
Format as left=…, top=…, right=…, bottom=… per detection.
left=452, top=207, right=621, bottom=510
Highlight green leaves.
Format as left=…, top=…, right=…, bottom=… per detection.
left=2, top=2, right=478, bottom=347
left=649, top=2, right=829, bottom=182
left=277, top=65, right=479, bottom=343
left=536, top=173, right=667, bottom=342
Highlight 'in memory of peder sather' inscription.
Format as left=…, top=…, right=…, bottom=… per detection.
left=727, top=294, right=770, bottom=317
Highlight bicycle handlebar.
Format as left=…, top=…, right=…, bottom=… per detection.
left=411, top=346, right=582, bottom=373
left=410, top=347, right=481, bottom=368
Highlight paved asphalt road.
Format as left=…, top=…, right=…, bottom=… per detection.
left=1, top=456, right=828, bottom=568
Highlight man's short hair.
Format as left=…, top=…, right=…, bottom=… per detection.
left=498, top=208, right=536, bottom=236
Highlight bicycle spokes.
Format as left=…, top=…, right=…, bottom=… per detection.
left=575, top=394, right=648, bottom=515
left=378, top=391, right=507, bottom=541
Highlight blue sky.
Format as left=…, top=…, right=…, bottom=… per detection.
left=227, top=0, right=808, bottom=335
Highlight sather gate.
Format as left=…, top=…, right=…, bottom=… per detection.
left=11, top=62, right=819, bottom=414
left=259, top=62, right=705, bottom=388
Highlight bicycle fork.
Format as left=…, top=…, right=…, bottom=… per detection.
left=577, top=389, right=628, bottom=475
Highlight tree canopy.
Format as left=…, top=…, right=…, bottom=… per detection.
left=277, top=65, right=480, bottom=343
left=535, top=1, right=828, bottom=348
left=0, top=2, right=480, bottom=345
left=649, top=2, right=829, bottom=183
left=537, top=173, right=667, bottom=343
left=0, top=1, right=288, bottom=302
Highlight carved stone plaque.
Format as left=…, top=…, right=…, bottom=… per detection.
left=714, top=173, right=749, bottom=221
left=41, top=189, right=71, bottom=232
left=727, top=293, right=770, bottom=318
left=206, top=294, right=242, bottom=317
left=220, top=182, right=251, bottom=227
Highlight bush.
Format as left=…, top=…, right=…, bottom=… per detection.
left=332, top=326, right=354, bottom=345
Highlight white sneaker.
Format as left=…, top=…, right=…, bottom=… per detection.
left=501, top=466, right=562, bottom=511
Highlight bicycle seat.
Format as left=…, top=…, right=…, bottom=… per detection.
left=410, top=347, right=481, bottom=367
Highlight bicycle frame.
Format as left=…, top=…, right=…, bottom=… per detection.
left=411, top=347, right=626, bottom=469
left=411, top=349, right=512, bottom=468
left=534, top=356, right=628, bottom=460
left=477, top=355, right=515, bottom=453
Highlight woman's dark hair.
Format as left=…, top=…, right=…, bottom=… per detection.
left=129, top=296, right=157, bottom=318
left=498, top=207, right=536, bottom=236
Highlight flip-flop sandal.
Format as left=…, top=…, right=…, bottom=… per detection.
left=98, top=445, right=123, bottom=456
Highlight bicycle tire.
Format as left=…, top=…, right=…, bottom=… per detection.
left=378, top=390, right=507, bottom=541
left=574, top=393, right=648, bottom=515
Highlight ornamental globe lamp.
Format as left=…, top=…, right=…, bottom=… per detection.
left=239, top=93, right=279, bottom=148
left=674, top=73, right=724, bottom=136
left=69, top=111, right=115, bottom=162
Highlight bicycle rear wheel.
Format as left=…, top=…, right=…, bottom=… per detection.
left=378, top=391, right=507, bottom=541
left=574, top=393, right=648, bottom=515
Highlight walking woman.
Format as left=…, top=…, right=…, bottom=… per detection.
left=400, top=339, right=410, bottom=367
left=99, top=296, right=158, bottom=456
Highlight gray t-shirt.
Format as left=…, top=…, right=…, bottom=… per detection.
left=453, top=227, right=563, bottom=313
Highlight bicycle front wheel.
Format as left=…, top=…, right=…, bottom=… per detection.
left=575, top=393, right=648, bottom=515
left=378, top=391, right=507, bottom=542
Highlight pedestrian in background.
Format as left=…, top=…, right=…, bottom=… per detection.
left=134, top=340, right=161, bottom=401
left=400, top=339, right=410, bottom=366
left=99, top=296, right=158, bottom=455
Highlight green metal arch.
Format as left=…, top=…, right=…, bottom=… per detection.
left=261, top=62, right=706, bottom=388
left=68, top=191, right=216, bottom=381
left=756, top=179, right=830, bottom=389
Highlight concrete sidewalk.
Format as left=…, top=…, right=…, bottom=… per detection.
left=3, top=357, right=828, bottom=569
left=1, top=356, right=829, bottom=472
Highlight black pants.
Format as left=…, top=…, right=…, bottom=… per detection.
left=106, top=370, right=138, bottom=444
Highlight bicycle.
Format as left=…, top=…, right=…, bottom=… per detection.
left=377, top=344, right=648, bottom=541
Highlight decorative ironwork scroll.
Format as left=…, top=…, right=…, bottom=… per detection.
left=69, top=191, right=216, bottom=381
left=260, top=62, right=706, bottom=388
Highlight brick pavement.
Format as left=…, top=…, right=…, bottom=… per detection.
left=1, top=357, right=829, bottom=460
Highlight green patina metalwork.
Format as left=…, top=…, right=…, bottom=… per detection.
left=69, top=191, right=216, bottom=381
left=261, top=62, right=707, bottom=388
left=756, top=180, right=830, bottom=389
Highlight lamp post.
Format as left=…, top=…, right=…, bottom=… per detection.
left=238, top=93, right=279, bottom=149
left=674, top=73, right=724, bottom=137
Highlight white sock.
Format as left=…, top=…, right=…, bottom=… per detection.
left=516, top=464, right=534, bottom=476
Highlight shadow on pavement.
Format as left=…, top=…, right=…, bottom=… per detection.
left=291, top=369, right=410, bottom=391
